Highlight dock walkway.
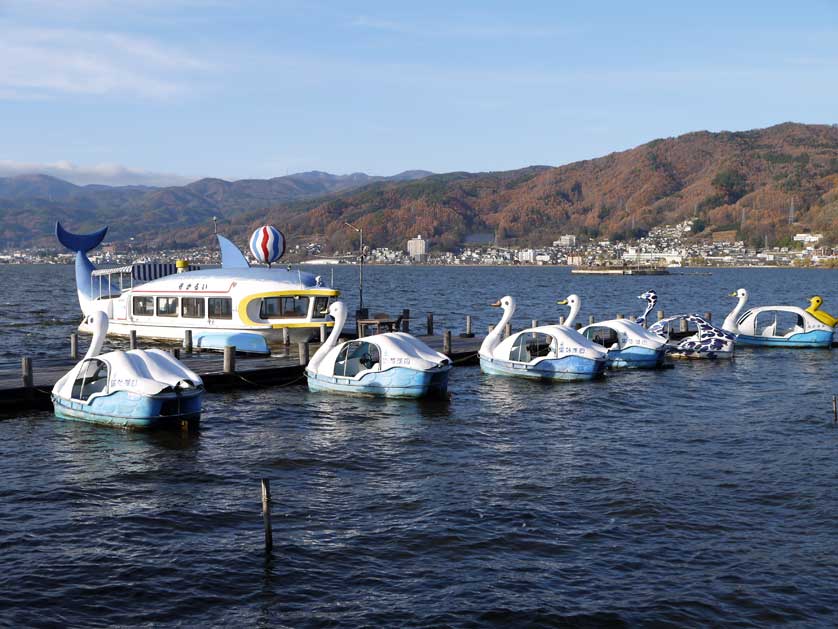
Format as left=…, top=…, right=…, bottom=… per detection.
left=0, top=335, right=483, bottom=414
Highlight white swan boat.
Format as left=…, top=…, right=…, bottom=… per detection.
left=52, top=311, right=203, bottom=429
left=560, top=294, right=666, bottom=368
left=722, top=288, right=833, bottom=348
left=479, top=296, right=606, bottom=380
left=306, top=301, right=451, bottom=397
left=56, top=222, right=339, bottom=350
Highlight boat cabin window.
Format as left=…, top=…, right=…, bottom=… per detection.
left=156, top=297, right=178, bottom=317
left=509, top=332, right=555, bottom=362
left=132, top=296, right=154, bottom=317
left=260, top=296, right=309, bottom=319
left=334, top=341, right=380, bottom=377
left=584, top=326, right=620, bottom=349
left=71, top=359, right=109, bottom=401
left=754, top=310, right=804, bottom=337
left=182, top=297, right=205, bottom=318
left=313, top=296, right=330, bottom=317
left=208, top=297, right=233, bottom=320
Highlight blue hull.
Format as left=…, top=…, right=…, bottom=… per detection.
left=52, top=390, right=203, bottom=429
left=480, top=355, right=605, bottom=381
left=606, top=346, right=665, bottom=369
left=735, top=330, right=833, bottom=348
left=195, top=332, right=270, bottom=355
left=307, top=366, right=450, bottom=398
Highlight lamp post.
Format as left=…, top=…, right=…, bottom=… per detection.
left=344, top=221, right=364, bottom=312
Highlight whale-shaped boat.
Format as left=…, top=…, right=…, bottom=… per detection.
left=56, top=222, right=338, bottom=347
left=648, top=314, right=736, bottom=359
left=559, top=294, right=666, bottom=368
left=51, top=311, right=204, bottom=429
left=722, top=288, right=833, bottom=348
left=306, top=301, right=451, bottom=397
left=479, top=296, right=606, bottom=381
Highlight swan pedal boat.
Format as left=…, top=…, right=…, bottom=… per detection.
left=723, top=288, right=833, bottom=348
left=559, top=294, right=666, bottom=369
left=51, top=312, right=204, bottom=429
left=479, top=296, right=606, bottom=381
left=306, top=302, right=451, bottom=397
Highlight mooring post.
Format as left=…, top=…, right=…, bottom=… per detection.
left=223, top=345, right=236, bottom=373
left=21, top=356, right=32, bottom=388
left=70, top=333, right=78, bottom=360
left=129, top=330, right=137, bottom=350
left=657, top=310, right=664, bottom=322
left=443, top=330, right=452, bottom=355
left=402, top=309, right=410, bottom=333
left=616, top=313, right=623, bottom=320
left=465, top=315, right=473, bottom=337
left=559, top=315, right=565, bottom=325
left=487, top=324, right=493, bottom=335
left=261, top=478, right=273, bottom=553
left=282, top=327, right=290, bottom=346
left=427, top=312, right=434, bottom=336
left=833, top=395, right=837, bottom=423
left=504, top=322, right=511, bottom=338
left=531, top=319, right=538, bottom=329
left=319, top=324, right=327, bottom=343
left=298, top=342, right=310, bottom=366
left=704, top=311, right=712, bottom=322
left=679, top=318, right=689, bottom=333
left=575, top=322, right=582, bottom=330
left=184, top=329, right=193, bottom=353
left=172, top=348, right=181, bottom=359
left=588, top=314, right=595, bottom=326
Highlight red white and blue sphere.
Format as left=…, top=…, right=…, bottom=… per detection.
left=249, top=225, right=285, bottom=266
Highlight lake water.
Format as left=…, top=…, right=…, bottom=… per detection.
left=2, top=264, right=838, bottom=626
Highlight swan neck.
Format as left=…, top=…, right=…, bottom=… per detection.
left=723, top=294, right=747, bottom=332
left=308, top=308, right=346, bottom=372
left=480, top=305, right=514, bottom=356
left=564, top=300, right=579, bottom=328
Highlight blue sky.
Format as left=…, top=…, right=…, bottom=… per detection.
left=0, top=0, right=836, bottom=185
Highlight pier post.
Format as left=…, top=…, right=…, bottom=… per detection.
left=559, top=315, right=565, bottom=325
left=463, top=315, right=474, bottom=338
left=427, top=312, right=434, bottom=336
left=531, top=319, right=538, bottom=329
left=224, top=345, right=236, bottom=373
left=21, top=356, right=32, bottom=389
left=679, top=319, right=689, bottom=333
left=129, top=330, right=137, bottom=350
left=443, top=330, right=452, bottom=355
left=657, top=310, right=664, bottom=322
left=616, top=313, right=623, bottom=320
left=298, top=342, right=310, bottom=366
left=588, top=315, right=595, bottom=326
left=70, top=333, right=78, bottom=360
left=282, top=328, right=290, bottom=346
left=172, top=348, right=181, bottom=359
left=402, top=309, right=410, bottom=333
left=575, top=322, right=582, bottom=330
left=184, top=329, right=193, bottom=353
left=487, top=324, right=493, bottom=335
left=319, top=324, right=327, bottom=343
left=504, top=322, right=511, bottom=338
left=261, top=479, right=273, bottom=553
left=704, top=311, right=712, bottom=322
left=833, top=395, right=837, bottom=423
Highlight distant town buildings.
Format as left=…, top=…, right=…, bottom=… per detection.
left=794, top=233, right=822, bottom=245
left=407, top=235, right=427, bottom=260
left=553, top=235, right=576, bottom=248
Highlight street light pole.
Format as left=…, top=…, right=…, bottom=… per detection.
left=345, top=222, right=364, bottom=311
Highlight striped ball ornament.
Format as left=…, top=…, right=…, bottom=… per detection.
left=249, top=225, right=286, bottom=266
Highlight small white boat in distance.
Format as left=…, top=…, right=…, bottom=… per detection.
left=723, top=288, right=833, bottom=348
left=51, top=311, right=204, bottom=429
left=479, top=296, right=606, bottom=381
left=306, top=301, right=451, bottom=397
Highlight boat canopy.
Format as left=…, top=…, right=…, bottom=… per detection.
left=91, top=262, right=201, bottom=282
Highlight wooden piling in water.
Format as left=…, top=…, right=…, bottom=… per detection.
left=704, top=311, right=712, bottom=322
left=70, top=333, right=78, bottom=360
left=319, top=324, right=327, bottom=343
left=184, top=329, right=193, bottom=353
left=427, top=312, right=434, bottom=336
left=282, top=328, right=290, bottom=346
left=463, top=315, right=474, bottom=338
left=223, top=346, right=236, bottom=373
left=443, top=330, right=452, bottom=355
left=575, top=322, right=582, bottom=330
left=531, top=319, right=538, bottom=329
left=588, top=315, right=595, bottom=326
left=487, top=324, right=493, bottom=335
left=833, top=395, right=837, bottom=423
left=657, top=310, right=664, bottom=322
left=559, top=315, right=565, bottom=325
left=679, top=319, right=689, bottom=333
left=616, top=313, right=623, bottom=320
left=261, top=478, right=273, bottom=553
left=402, top=309, right=410, bottom=333
left=129, top=330, right=137, bottom=350
left=21, top=357, right=32, bottom=389
left=298, top=342, right=310, bottom=366
left=172, top=348, right=181, bottom=359
left=504, top=322, right=511, bottom=338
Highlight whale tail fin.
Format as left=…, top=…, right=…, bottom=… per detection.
left=56, top=222, right=108, bottom=253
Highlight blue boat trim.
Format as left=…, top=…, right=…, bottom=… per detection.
left=479, top=354, right=605, bottom=381
left=605, top=345, right=666, bottom=369
left=195, top=332, right=271, bottom=355
left=734, top=330, right=833, bottom=348
left=52, top=389, right=202, bottom=429
left=307, top=365, right=450, bottom=398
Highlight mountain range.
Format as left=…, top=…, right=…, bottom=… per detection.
left=3, top=122, right=838, bottom=252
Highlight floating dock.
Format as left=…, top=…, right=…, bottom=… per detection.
left=571, top=267, right=670, bottom=275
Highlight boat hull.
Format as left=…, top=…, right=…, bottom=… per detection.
left=665, top=347, right=734, bottom=360
left=606, top=346, right=665, bottom=369
left=734, top=330, right=833, bottom=348
left=52, top=389, right=203, bottom=429
left=479, top=355, right=605, bottom=381
left=82, top=319, right=323, bottom=344
left=307, top=366, right=450, bottom=398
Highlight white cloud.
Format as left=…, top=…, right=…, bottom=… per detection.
left=0, top=160, right=194, bottom=186
left=0, top=26, right=212, bottom=100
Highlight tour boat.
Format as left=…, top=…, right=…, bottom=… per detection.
left=722, top=288, right=833, bottom=348
left=56, top=222, right=339, bottom=349
left=306, top=301, right=451, bottom=397
left=648, top=314, right=736, bottom=359
left=51, top=311, right=203, bottom=429
left=559, top=294, right=666, bottom=368
left=479, top=295, right=606, bottom=381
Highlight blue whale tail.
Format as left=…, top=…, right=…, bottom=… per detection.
left=55, top=222, right=108, bottom=253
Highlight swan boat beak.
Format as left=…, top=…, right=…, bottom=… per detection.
left=490, top=300, right=502, bottom=307
left=557, top=299, right=568, bottom=305
left=728, top=291, right=738, bottom=297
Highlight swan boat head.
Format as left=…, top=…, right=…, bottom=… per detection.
left=722, top=288, right=749, bottom=334
left=635, top=290, right=658, bottom=326
left=557, top=294, right=581, bottom=328
left=806, top=295, right=838, bottom=327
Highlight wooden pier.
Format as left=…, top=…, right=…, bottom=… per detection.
left=0, top=334, right=483, bottom=415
